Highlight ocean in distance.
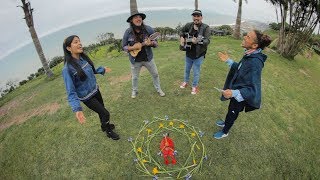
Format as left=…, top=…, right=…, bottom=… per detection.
left=0, top=9, right=239, bottom=88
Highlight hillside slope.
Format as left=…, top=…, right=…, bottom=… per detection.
left=1, top=36, right=319, bottom=179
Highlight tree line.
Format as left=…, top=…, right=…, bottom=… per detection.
left=2, top=0, right=318, bottom=98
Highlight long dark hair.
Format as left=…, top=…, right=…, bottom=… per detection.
left=253, top=30, right=272, bottom=50
left=130, top=22, right=148, bottom=42
left=63, top=35, right=96, bottom=81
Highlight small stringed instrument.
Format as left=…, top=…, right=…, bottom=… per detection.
left=129, top=32, right=161, bottom=57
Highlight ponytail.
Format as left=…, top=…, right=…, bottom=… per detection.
left=254, top=30, right=272, bottom=50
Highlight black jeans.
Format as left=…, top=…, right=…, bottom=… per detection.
left=222, top=98, right=246, bottom=134
left=83, top=90, right=110, bottom=127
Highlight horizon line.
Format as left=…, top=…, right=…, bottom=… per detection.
left=0, top=7, right=193, bottom=62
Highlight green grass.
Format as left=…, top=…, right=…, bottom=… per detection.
left=1, top=36, right=319, bottom=179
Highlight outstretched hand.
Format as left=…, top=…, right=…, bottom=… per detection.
left=105, top=67, right=112, bottom=73
left=218, top=52, right=229, bottom=62
left=76, top=111, right=86, bottom=124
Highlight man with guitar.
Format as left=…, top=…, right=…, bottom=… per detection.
left=122, top=10, right=165, bottom=99
left=179, top=10, right=211, bottom=95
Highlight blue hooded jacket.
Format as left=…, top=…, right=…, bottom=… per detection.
left=221, top=52, right=267, bottom=112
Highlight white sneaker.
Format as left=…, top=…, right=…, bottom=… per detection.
left=131, top=91, right=137, bottom=98
left=158, top=90, right=165, bottom=97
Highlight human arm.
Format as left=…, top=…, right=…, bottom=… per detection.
left=143, top=26, right=158, bottom=48
left=201, top=25, right=211, bottom=46
left=122, top=29, right=141, bottom=52
left=62, top=67, right=82, bottom=113
left=95, top=66, right=111, bottom=75
left=222, top=89, right=244, bottom=102
left=218, top=52, right=239, bottom=68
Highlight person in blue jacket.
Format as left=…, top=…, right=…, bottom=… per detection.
left=213, top=30, right=271, bottom=139
left=122, top=10, right=165, bottom=99
left=62, top=35, right=119, bottom=140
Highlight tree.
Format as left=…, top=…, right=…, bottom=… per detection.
left=18, top=0, right=53, bottom=78
left=233, top=0, right=248, bottom=39
left=130, top=0, right=138, bottom=14
left=175, top=23, right=183, bottom=34
left=97, top=32, right=115, bottom=45
left=218, top=25, right=234, bottom=35
left=266, top=0, right=320, bottom=59
left=195, top=0, right=199, bottom=10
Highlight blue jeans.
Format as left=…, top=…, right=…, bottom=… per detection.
left=183, top=56, right=204, bottom=87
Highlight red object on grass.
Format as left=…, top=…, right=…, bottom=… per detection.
left=160, top=135, right=176, bottom=165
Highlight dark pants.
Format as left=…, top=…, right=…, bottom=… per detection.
left=222, top=98, right=246, bottom=134
left=83, top=90, right=110, bottom=130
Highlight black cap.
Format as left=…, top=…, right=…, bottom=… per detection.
left=192, top=9, right=202, bottom=16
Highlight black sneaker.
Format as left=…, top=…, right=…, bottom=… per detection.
left=101, top=124, right=115, bottom=131
left=108, top=123, right=115, bottom=130
left=106, top=130, right=120, bottom=140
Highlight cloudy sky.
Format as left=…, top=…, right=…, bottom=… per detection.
left=1, top=0, right=276, bottom=61
left=0, top=0, right=278, bottom=89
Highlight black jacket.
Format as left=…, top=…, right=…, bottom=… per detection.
left=180, top=22, right=211, bottom=59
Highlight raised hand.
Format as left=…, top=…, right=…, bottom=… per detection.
left=105, top=67, right=112, bottom=73
left=218, top=52, right=229, bottom=62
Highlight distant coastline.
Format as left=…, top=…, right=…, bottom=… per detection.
left=0, top=8, right=269, bottom=88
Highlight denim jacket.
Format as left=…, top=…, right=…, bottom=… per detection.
left=62, top=57, right=105, bottom=112
left=122, top=25, right=158, bottom=64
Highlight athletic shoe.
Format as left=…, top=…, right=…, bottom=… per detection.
left=213, top=131, right=228, bottom=139
left=158, top=90, right=165, bottom=97
left=191, top=86, right=199, bottom=95
left=179, top=82, right=188, bottom=89
left=216, top=120, right=225, bottom=127
left=131, top=91, right=138, bottom=99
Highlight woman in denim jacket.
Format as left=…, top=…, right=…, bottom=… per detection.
left=62, top=35, right=119, bottom=140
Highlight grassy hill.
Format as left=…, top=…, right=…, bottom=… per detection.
left=1, top=35, right=320, bottom=179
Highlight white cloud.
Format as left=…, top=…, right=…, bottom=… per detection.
left=0, top=0, right=276, bottom=61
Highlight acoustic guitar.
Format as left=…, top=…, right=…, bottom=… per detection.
left=182, top=33, right=204, bottom=51
left=129, top=32, right=161, bottom=57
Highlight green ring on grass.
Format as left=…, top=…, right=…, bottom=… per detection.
left=128, top=116, right=207, bottom=179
